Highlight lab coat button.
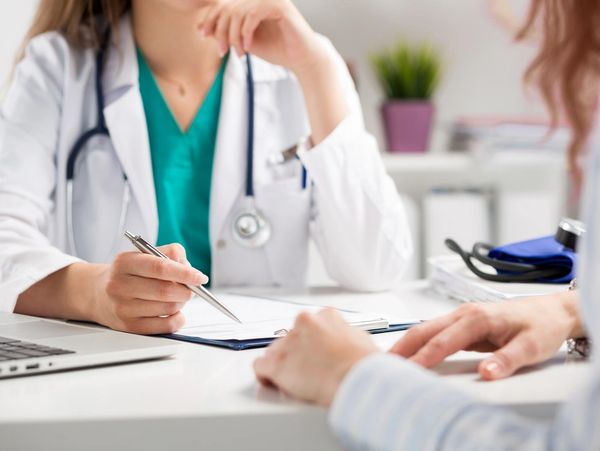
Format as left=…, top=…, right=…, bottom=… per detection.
left=217, top=240, right=227, bottom=250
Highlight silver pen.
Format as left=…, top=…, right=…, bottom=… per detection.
left=124, top=231, right=242, bottom=324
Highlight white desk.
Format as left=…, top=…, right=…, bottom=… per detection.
left=0, top=281, right=588, bottom=451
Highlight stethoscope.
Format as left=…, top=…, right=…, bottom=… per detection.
left=65, top=30, right=130, bottom=257
left=66, top=29, right=307, bottom=256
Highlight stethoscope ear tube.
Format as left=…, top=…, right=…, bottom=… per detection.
left=65, top=26, right=127, bottom=258
left=66, top=180, right=77, bottom=255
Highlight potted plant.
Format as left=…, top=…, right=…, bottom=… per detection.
left=371, top=42, right=442, bottom=152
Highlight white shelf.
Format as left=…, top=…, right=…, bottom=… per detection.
left=381, top=149, right=565, bottom=175
left=381, top=152, right=473, bottom=173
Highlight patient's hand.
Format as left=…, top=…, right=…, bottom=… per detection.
left=254, top=309, right=378, bottom=407
left=389, top=290, right=584, bottom=380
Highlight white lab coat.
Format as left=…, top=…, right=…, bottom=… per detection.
left=0, top=16, right=412, bottom=312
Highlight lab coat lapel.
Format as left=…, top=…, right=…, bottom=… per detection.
left=104, top=89, right=158, bottom=241
left=102, top=15, right=158, bottom=241
left=210, top=54, right=247, bottom=247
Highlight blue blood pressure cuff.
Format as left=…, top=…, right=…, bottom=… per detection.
left=446, top=235, right=576, bottom=284
left=488, top=236, right=576, bottom=283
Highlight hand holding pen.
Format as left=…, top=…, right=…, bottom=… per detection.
left=124, top=232, right=241, bottom=324
left=91, top=241, right=208, bottom=335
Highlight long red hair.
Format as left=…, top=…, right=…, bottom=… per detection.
left=519, top=1, right=600, bottom=185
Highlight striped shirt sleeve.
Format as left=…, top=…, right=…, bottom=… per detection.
left=329, top=353, right=599, bottom=451
left=328, top=137, right=600, bottom=451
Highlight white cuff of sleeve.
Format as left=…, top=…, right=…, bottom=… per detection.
left=1, top=253, right=82, bottom=312
left=296, top=112, right=364, bottom=178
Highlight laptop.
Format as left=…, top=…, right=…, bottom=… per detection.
left=0, top=312, right=179, bottom=378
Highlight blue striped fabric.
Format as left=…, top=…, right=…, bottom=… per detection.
left=328, top=144, right=600, bottom=450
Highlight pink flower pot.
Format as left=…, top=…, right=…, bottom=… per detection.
left=381, top=101, right=434, bottom=152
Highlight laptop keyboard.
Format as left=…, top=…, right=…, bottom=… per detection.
left=0, top=336, right=75, bottom=361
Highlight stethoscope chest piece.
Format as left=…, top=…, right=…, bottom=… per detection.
left=232, top=206, right=271, bottom=248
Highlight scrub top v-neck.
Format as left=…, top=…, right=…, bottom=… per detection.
left=137, top=49, right=227, bottom=278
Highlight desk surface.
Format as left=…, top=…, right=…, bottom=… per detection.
left=0, top=281, right=588, bottom=451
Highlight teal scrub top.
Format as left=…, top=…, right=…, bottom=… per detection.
left=137, top=49, right=227, bottom=278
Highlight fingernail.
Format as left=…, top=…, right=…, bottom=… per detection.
left=195, top=271, right=208, bottom=284
left=483, top=360, right=501, bottom=377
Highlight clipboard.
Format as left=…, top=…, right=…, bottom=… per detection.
left=157, top=293, right=421, bottom=351
left=162, top=322, right=419, bottom=351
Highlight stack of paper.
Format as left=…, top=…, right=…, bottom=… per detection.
left=177, top=294, right=392, bottom=341
left=429, top=255, right=568, bottom=303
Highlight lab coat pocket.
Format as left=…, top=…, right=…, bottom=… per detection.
left=71, top=140, right=128, bottom=263
left=254, top=180, right=311, bottom=288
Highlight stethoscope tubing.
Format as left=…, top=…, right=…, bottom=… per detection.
left=66, top=26, right=307, bottom=256
left=245, top=55, right=255, bottom=198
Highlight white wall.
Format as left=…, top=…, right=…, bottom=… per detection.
left=294, top=0, right=546, bottom=150
left=0, top=1, right=559, bottom=283
left=3, top=1, right=544, bottom=146
left=0, top=0, right=37, bottom=91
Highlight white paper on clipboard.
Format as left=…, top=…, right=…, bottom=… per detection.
left=176, top=294, right=391, bottom=340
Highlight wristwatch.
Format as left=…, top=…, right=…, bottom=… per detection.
left=565, top=278, right=591, bottom=358
left=567, top=337, right=590, bottom=358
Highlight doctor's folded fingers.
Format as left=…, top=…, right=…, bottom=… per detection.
left=213, top=5, right=232, bottom=56
left=119, top=312, right=186, bottom=335
left=227, top=8, right=244, bottom=56
left=113, top=248, right=208, bottom=286
left=253, top=309, right=378, bottom=407
left=156, top=243, right=191, bottom=266
left=199, top=0, right=319, bottom=72
left=109, top=276, right=194, bottom=303
left=112, top=299, right=188, bottom=321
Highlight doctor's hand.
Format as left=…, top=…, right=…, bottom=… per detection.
left=199, top=0, right=326, bottom=75
left=92, top=244, right=208, bottom=334
left=200, top=0, right=348, bottom=145
left=253, top=309, right=378, bottom=407
left=389, top=291, right=584, bottom=381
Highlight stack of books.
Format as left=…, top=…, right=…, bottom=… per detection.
left=429, top=255, right=568, bottom=303
left=448, top=117, right=570, bottom=153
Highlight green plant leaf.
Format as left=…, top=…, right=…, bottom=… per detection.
left=370, top=41, right=442, bottom=100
